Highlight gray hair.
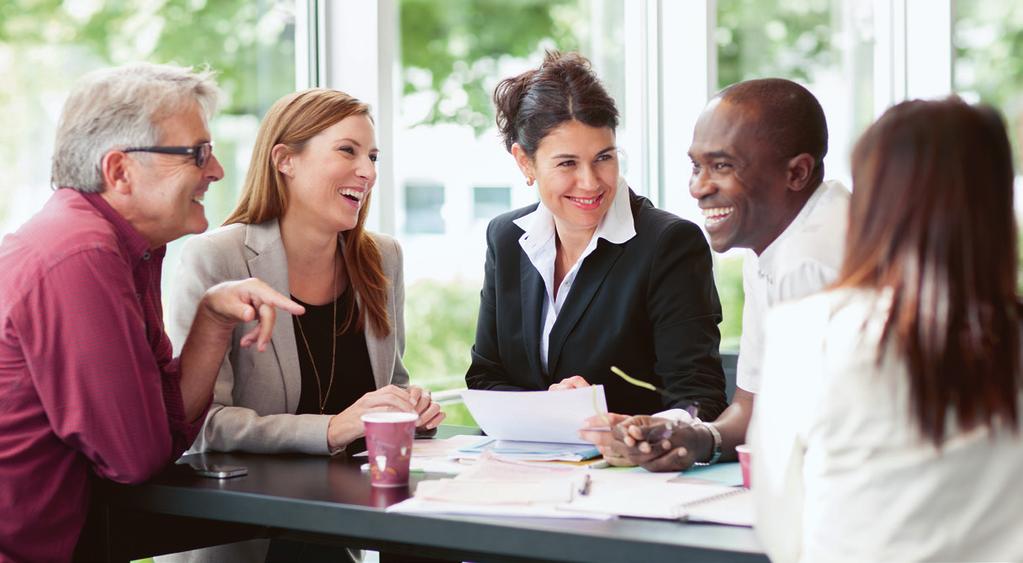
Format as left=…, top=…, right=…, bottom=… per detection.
left=51, top=63, right=221, bottom=192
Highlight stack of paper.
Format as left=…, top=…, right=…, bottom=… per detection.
left=408, top=435, right=483, bottom=474
left=388, top=454, right=753, bottom=525
left=388, top=454, right=610, bottom=519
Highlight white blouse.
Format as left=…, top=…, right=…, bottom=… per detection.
left=751, top=288, right=1023, bottom=563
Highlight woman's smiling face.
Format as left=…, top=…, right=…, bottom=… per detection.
left=520, top=119, right=619, bottom=237
left=282, top=113, right=378, bottom=234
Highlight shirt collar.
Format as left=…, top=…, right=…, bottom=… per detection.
left=757, top=180, right=831, bottom=277
left=513, top=175, right=637, bottom=251
left=79, top=190, right=163, bottom=265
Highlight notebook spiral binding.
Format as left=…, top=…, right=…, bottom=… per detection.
left=673, top=487, right=749, bottom=520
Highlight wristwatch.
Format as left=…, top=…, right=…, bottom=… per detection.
left=693, top=422, right=722, bottom=466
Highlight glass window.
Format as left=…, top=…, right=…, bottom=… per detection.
left=1, top=0, right=298, bottom=291
left=472, top=186, right=512, bottom=221
left=395, top=0, right=628, bottom=392
left=954, top=0, right=1023, bottom=161
left=403, top=181, right=446, bottom=235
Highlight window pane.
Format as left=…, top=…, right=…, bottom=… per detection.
left=473, top=186, right=512, bottom=220
left=396, top=0, right=626, bottom=391
left=954, top=0, right=1023, bottom=162
left=1, top=0, right=297, bottom=276
left=404, top=182, right=446, bottom=234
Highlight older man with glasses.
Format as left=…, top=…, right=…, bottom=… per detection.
left=0, top=63, right=303, bottom=563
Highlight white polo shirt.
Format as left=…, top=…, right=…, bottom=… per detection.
left=736, top=179, right=850, bottom=393
left=513, top=176, right=636, bottom=373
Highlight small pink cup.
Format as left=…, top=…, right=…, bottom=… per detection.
left=361, top=412, right=418, bottom=487
left=735, top=443, right=751, bottom=489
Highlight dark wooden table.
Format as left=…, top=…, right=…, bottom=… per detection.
left=78, top=427, right=766, bottom=562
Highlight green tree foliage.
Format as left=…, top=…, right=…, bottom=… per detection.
left=1, top=0, right=294, bottom=116
left=955, top=2, right=1023, bottom=108
left=403, top=280, right=481, bottom=391
left=399, top=0, right=580, bottom=133
left=714, top=256, right=744, bottom=351
left=716, top=0, right=834, bottom=88
left=955, top=1, right=1023, bottom=162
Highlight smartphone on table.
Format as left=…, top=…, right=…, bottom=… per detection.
left=189, top=461, right=248, bottom=479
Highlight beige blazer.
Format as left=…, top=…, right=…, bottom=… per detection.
left=168, top=218, right=409, bottom=455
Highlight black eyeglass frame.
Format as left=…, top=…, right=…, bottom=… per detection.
left=123, top=142, right=214, bottom=168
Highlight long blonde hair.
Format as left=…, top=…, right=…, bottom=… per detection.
left=224, top=89, right=390, bottom=336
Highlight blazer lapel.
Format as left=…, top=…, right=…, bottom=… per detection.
left=547, top=240, right=625, bottom=376
left=245, top=220, right=303, bottom=413
left=519, top=252, right=546, bottom=385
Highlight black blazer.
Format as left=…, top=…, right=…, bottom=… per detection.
left=466, top=190, right=726, bottom=419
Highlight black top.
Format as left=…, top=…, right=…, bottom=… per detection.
left=291, top=288, right=376, bottom=416
left=465, top=189, right=727, bottom=420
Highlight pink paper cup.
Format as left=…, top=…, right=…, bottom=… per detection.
left=361, top=412, right=418, bottom=487
left=735, top=443, right=751, bottom=489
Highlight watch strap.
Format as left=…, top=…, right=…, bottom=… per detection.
left=693, top=422, right=722, bottom=466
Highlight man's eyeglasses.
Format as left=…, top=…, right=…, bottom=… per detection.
left=124, top=142, right=214, bottom=168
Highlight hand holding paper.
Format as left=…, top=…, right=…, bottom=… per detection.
left=579, top=413, right=636, bottom=467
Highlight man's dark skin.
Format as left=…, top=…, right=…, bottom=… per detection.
left=580, top=79, right=825, bottom=471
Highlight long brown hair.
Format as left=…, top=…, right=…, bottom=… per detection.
left=838, top=97, right=1019, bottom=443
left=224, top=89, right=390, bottom=336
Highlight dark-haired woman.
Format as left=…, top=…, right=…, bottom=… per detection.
left=465, top=51, right=727, bottom=421
left=752, top=98, right=1023, bottom=562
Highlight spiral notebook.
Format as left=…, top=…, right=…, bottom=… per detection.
left=557, top=481, right=754, bottom=526
left=684, top=487, right=753, bottom=526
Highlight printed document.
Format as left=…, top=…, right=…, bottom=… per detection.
left=461, top=386, right=608, bottom=444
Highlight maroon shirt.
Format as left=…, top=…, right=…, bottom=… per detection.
left=0, top=189, right=204, bottom=562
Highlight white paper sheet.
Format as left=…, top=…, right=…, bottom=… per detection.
left=461, top=386, right=609, bottom=444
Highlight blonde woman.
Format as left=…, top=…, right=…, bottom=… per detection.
left=164, top=89, right=443, bottom=562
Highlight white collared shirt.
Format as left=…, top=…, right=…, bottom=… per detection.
left=513, top=176, right=636, bottom=373
left=736, top=179, right=850, bottom=393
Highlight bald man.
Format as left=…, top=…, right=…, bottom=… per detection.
left=582, top=78, right=849, bottom=471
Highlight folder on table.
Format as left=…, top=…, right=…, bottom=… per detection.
left=457, top=437, right=600, bottom=462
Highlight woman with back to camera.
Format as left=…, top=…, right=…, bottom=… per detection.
left=752, top=97, right=1023, bottom=562
left=466, top=51, right=727, bottom=425
left=164, top=88, right=444, bottom=563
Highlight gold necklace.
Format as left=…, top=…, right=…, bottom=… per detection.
left=295, top=251, right=338, bottom=415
